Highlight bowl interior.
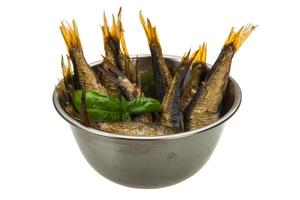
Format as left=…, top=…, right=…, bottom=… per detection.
left=54, top=55, right=241, bottom=139
left=92, top=55, right=236, bottom=117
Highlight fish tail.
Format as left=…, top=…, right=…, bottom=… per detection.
left=139, top=11, right=160, bottom=46
left=181, top=49, right=196, bottom=67
left=224, top=24, right=256, bottom=52
left=61, top=55, right=74, bottom=90
left=60, top=20, right=83, bottom=54
left=101, top=12, right=109, bottom=41
left=119, top=16, right=131, bottom=76
left=194, top=42, right=207, bottom=64
left=120, top=27, right=129, bottom=57
left=102, top=8, right=122, bottom=41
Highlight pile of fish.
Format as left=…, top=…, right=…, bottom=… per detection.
left=56, top=8, right=255, bottom=136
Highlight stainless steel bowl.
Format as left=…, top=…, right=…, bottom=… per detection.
left=53, top=55, right=242, bottom=188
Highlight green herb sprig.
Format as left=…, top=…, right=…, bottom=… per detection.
left=71, top=90, right=161, bottom=122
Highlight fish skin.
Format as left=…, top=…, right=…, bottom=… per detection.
left=99, top=59, right=152, bottom=123
left=98, top=60, right=122, bottom=96
left=150, top=45, right=169, bottom=101
left=60, top=20, right=108, bottom=95
left=160, top=52, right=194, bottom=131
left=139, top=12, right=172, bottom=101
left=55, top=80, right=78, bottom=119
left=185, top=25, right=256, bottom=130
left=71, top=49, right=108, bottom=94
left=102, top=7, right=132, bottom=74
left=99, top=122, right=177, bottom=136
left=100, top=8, right=137, bottom=95
left=101, top=13, right=122, bottom=71
left=181, top=44, right=208, bottom=111
left=181, top=63, right=207, bottom=111
left=98, top=59, right=141, bottom=100
left=58, top=56, right=77, bottom=118
left=184, top=46, right=234, bottom=130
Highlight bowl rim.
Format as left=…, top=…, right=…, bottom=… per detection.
left=53, top=54, right=242, bottom=141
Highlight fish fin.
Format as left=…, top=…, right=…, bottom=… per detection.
left=179, top=50, right=190, bottom=65
left=61, top=55, right=74, bottom=91
left=102, top=11, right=121, bottom=41
left=224, top=24, right=256, bottom=52
left=102, top=12, right=111, bottom=39
left=120, top=27, right=129, bottom=57
left=117, top=7, right=122, bottom=21
left=60, top=20, right=83, bottom=54
left=102, top=57, right=124, bottom=78
left=139, top=11, right=151, bottom=42
left=195, top=42, right=207, bottom=64
left=139, top=12, right=160, bottom=46
left=182, top=49, right=197, bottom=66
left=175, top=49, right=195, bottom=75
left=153, top=26, right=161, bottom=46
left=111, top=15, right=119, bottom=39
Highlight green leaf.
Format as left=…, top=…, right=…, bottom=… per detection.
left=121, top=112, right=131, bottom=121
left=72, top=90, right=121, bottom=112
left=87, top=108, right=124, bottom=122
left=71, top=90, right=161, bottom=122
left=71, top=90, right=123, bottom=121
left=126, top=97, right=161, bottom=114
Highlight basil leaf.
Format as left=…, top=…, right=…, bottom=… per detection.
left=87, top=108, right=123, bottom=122
left=72, top=90, right=121, bottom=112
left=71, top=90, right=124, bottom=121
left=71, top=90, right=161, bottom=122
left=121, top=112, right=131, bottom=121
left=120, top=96, right=128, bottom=112
left=126, top=97, right=161, bottom=114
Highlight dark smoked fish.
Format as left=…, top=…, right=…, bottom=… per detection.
left=139, top=12, right=172, bottom=101
left=181, top=43, right=208, bottom=111
left=159, top=51, right=195, bottom=131
left=98, top=58, right=142, bottom=100
left=101, top=11, right=121, bottom=70
left=60, top=20, right=108, bottom=95
left=185, top=25, right=256, bottom=130
left=100, top=8, right=137, bottom=96
left=56, top=56, right=78, bottom=119
left=58, top=12, right=255, bottom=136
left=99, top=122, right=177, bottom=136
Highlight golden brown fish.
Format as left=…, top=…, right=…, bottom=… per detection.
left=99, top=54, right=151, bottom=122
left=181, top=43, right=208, bottom=111
left=56, top=81, right=78, bottom=119
left=101, top=8, right=131, bottom=73
left=101, top=11, right=121, bottom=69
left=60, top=20, right=107, bottom=95
left=185, top=25, right=256, bottom=130
left=56, top=56, right=78, bottom=119
left=99, top=11, right=121, bottom=96
left=99, top=122, right=177, bottom=136
left=100, top=8, right=137, bottom=95
left=98, top=58, right=142, bottom=100
left=98, top=60, right=121, bottom=96
left=139, top=12, right=173, bottom=101
left=118, top=12, right=135, bottom=81
left=159, top=51, right=195, bottom=131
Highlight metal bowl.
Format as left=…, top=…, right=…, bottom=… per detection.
left=53, top=55, right=242, bottom=188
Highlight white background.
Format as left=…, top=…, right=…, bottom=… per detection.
left=0, top=0, right=299, bottom=199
